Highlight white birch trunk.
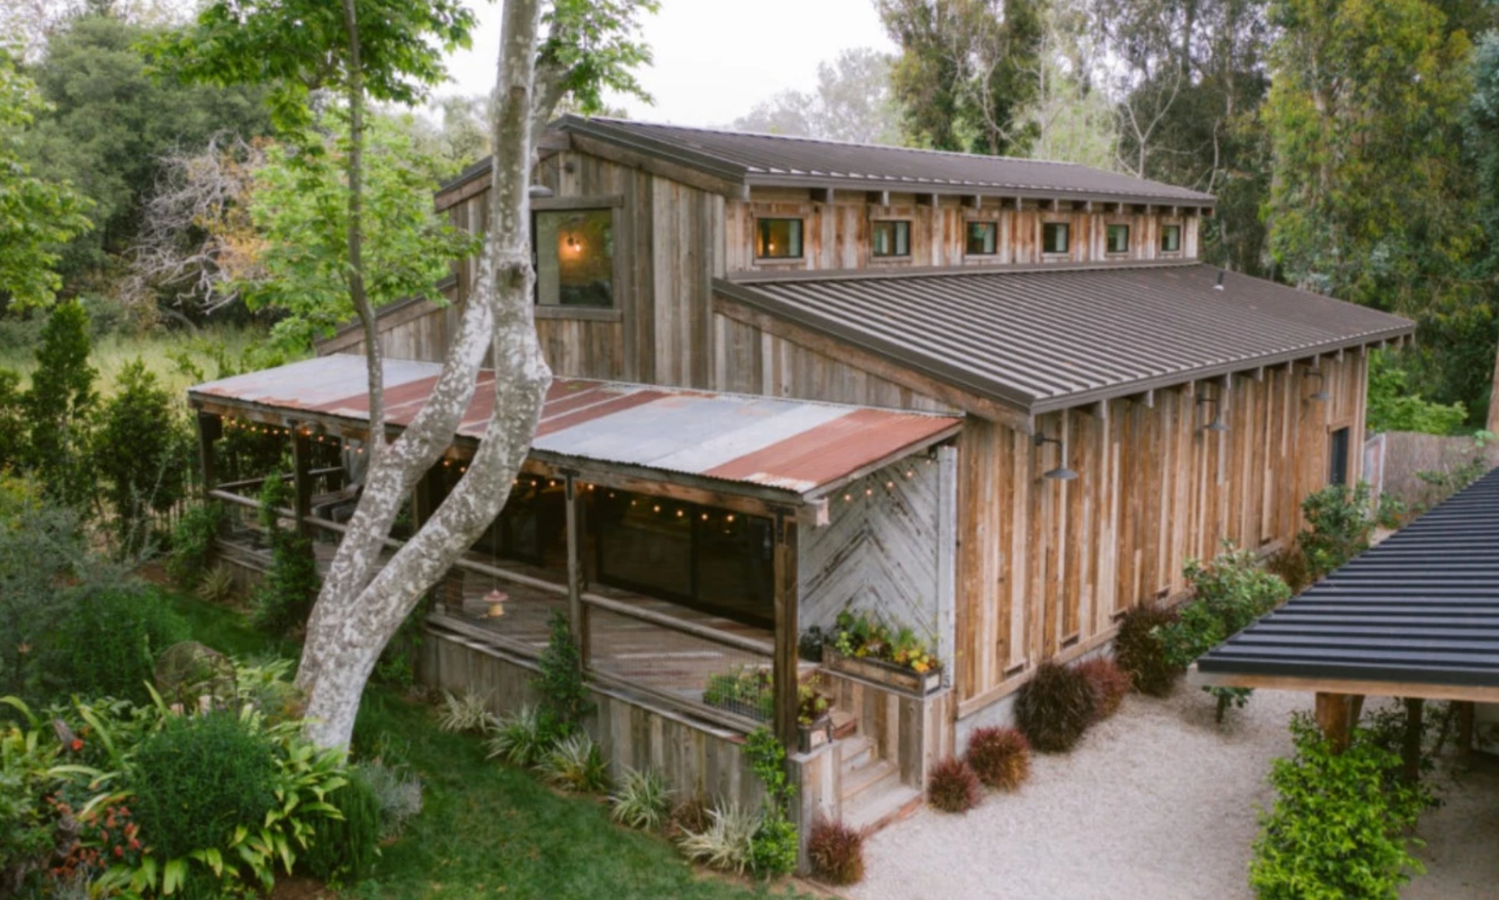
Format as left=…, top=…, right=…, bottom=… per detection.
left=296, top=0, right=550, bottom=749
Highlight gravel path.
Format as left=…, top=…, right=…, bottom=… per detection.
left=849, top=687, right=1499, bottom=900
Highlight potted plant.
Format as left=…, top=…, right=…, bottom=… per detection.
left=823, top=610, right=942, bottom=695
left=701, top=666, right=774, bottom=721
left=797, top=680, right=833, bottom=753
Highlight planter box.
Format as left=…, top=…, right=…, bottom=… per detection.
left=798, top=714, right=832, bottom=754
left=823, top=648, right=941, bottom=696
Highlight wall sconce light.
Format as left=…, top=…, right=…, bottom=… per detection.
left=528, top=184, right=554, bottom=199
left=1305, top=366, right=1330, bottom=402
left=1196, top=394, right=1230, bottom=433
left=1033, top=431, right=1078, bottom=481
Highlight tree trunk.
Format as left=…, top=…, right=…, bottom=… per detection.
left=1488, top=333, right=1499, bottom=435
left=340, top=0, right=385, bottom=457
left=296, top=0, right=551, bottom=749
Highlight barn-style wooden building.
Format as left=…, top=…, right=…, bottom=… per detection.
left=190, top=117, right=1415, bottom=841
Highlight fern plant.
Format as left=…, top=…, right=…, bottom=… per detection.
left=610, top=768, right=673, bottom=830
left=436, top=689, right=495, bottom=734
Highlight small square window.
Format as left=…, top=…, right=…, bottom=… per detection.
left=872, top=220, right=911, bottom=257
left=756, top=218, right=803, bottom=259
left=1160, top=224, right=1182, bottom=253
left=1106, top=224, right=1130, bottom=254
left=1042, top=222, right=1070, bottom=254
left=966, top=221, right=998, bottom=256
left=535, top=209, right=614, bottom=308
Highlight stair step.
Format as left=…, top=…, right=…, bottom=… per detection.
left=838, top=735, right=875, bottom=772
left=830, top=709, right=857, bottom=740
left=841, top=757, right=898, bottom=805
left=844, top=780, right=923, bottom=836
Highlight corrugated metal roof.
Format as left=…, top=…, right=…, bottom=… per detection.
left=717, top=262, right=1416, bottom=413
left=188, top=356, right=961, bottom=497
left=441, top=117, right=1216, bottom=207
left=1196, top=467, right=1499, bottom=693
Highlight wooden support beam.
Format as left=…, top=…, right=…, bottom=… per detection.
left=920, top=192, right=940, bottom=207
left=1014, top=195, right=1024, bottom=211
left=1459, top=701, right=1476, bottom=757
left=773, top=509, right=800, bottom=750
left=290, top=426, right=314, bottom=537
left=967, top=194, right=983, bottom=210
left=563, top=471, right=589, bottom=664
left=197, top=411, right=222, bottom=500
left=810, top=187, right=834, bottom=205
left=1314, top=692, right=1357, bottom=753
left=1134, top=389, right=1156, bottom=409
left=867, top=190, right=890, bottom=207
left=1401, top=698, right=1425, bottom=782
left=1252, top=366, right=1266, bottom=383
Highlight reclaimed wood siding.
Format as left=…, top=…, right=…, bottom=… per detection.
left=955, top=351, right=1369, bottom=714
left=723, top=189, right=1200, bottom=274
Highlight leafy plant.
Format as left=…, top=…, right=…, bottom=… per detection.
left=195, top=564, right=238, bottom=604
left=533, top=612, right=592, bottom=739
left=436, top=689, right=494, bottom=734
left=0, top=478, right=89, bottom=700
left=926, top=756, right=981, bottom=813
left=702, top=667, right=774, bottom=721
left=485, top=705, right=553, bottom=768
left=168, top=502, right=226, bottom=587
left=1014, top=661, right=1095, bottom=753
left=676, top=801, right=758, bottom=875
left=1414, top=431, right=1494, bottom=511
left=1250, top=714, right=1432, bottom=900
left=535, top=733, right=610, bottom=794
left=798, top=679, right=830, bottom=726
left=44, top=583, right=190, bottom=704
left=249, top=471, right=320, bottom=637
left=807, top=819, right=864, bottom=885
left=1263, top=545, right=1311, bottom=595
left=22, top=301, right=97, bottom=508
left=1076, top=657, right=1130, bottom=721
left=743, top=727, right=797, bottom=878
left=829, top=609, right=939, bottom=673
left=750, top=805, right=798, bottom=878
left=1366, top=351, right=1469, bottom=435
left=90, top=359, right=193, bottom=555
left=357, top=760, right=422, bottom=841
left=1113, top=605, right=1180, bottom=697
left=609, top=768, right=673, bottom=831
left=964, top=726, right=1031, bottom=791
left=302, top=767, right=381, bottom=884
left=1299, top=482, right=1377, bottom=580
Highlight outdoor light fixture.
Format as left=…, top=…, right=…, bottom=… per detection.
left=528, top=184, right=554, bottom=198
left=1033, top=432, right=1078, bottom=481
left=1305, top=366, right=1330, bottom=402
left=1197, top=394, right=1230, bottom=433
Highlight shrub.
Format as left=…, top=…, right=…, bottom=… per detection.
left=750, top=806, right=798, bottom=877
left=1076, top=657, right=1130, bottom=721
left=436, top=689, right=494, bottom=734
left=927, top=757, right=981, bottom=813
left=1014, top=661, right=1095, bottom=753
left=169, top=502, right=226, bottom=587
left=45, top=583, right=190, bottom=703
left=129, top=712, right=279, bottom=861
left=195, top=564, right=237, bottom=603
left=535, top=733, right=610, bottom=793
left=1250, top=714, right=1431, bottom=900
left=91, top=359, right=192, bottom=554
left=677, top=802, right=758, bottom=875
left=610, top=768, right=673, bottom=831
left=0, top=479, right=89, bottom=699
left=1113, top=605, right=1180, bottom=697
left=964, top=726, right=1031, bottom=791
left=485, top=705, right=553, bottom=767
left=302, top=767, right=381, bottom=883
left=23, top=300, right=97, bottom=507
left=358, top=760, right=423, bottom=840
left=533, top=612, right=592, bottom=739
left=668, top=794, right=711, bottom=840
left=250, top=471, right=319, bottom=636
left=1299, top=482, right=1377, bottom=580
left=154, top=641, right=238, bottom=710
left=1263, top=545, right=1311, bottom=595
left=807, top=819, right=864, bottom=885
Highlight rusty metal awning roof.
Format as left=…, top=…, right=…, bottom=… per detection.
left=1195, top=467, right=1499, bottom=703
left=717, top=262, right=1417, bottom=415
left=187, top=356, right=961, bottom=501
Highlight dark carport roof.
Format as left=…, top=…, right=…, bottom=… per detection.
left=1195, top=467, right=1499, bottom=702
left=716, top=261, right=1416, bottom=415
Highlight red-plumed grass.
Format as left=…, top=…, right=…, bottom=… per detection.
left=927, top=756, right=981, bottom=813
left=1014, top=660, right=1096, bottom=753
left=964, top=726, right=1031, bottom=792
left=1114, top=605, right=1181, bottom=697
left=807, top=819, right=865, bottom=885
left=1076, top=657, right=1131, bottom=721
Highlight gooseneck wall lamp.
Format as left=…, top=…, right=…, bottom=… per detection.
left=1033, top=431, right=1078, bottom=482
left=1304, top=365, right=1330, bottom=402
left=1196, top=394, right=1230, bottom=433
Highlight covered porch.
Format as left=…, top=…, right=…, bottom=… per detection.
left=187, top=355, right=963, bottom=753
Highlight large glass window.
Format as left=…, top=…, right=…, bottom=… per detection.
left=756, top=218, right=803, bottom=259
left=872, top=220, right=911, bottom=257
left=1160, top=224, right=1182, bottom=253
left=1042, top=222, right=1070, bottom=254
left=966, top=221, right=998, bottom=256
left=471, top=473, right=567, bottom=565
left=595, top=490, right=774, bottom=627
left=535, top=209, right=614, bottom=307
left=1106, top=224, right=1130, bottom=254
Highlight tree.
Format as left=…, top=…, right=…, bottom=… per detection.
left=91, top=359, right=191, bottom=555
left=732, top=48, right=901, bottom=145
left=23, top=301, right=97, bottom=507
left=0, top=50, right=91, bottom=307
left=878, top=0, right=1044, bottom=155
left=1014, top=0, right=1119, bottom=169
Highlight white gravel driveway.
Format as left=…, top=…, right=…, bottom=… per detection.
left=850, top=687, right=1499, bottom=900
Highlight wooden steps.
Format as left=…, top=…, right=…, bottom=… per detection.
left=836, top=733, right=921, bottom=836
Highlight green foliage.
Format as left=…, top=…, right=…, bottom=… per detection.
left=609, top=768, right=673, bottom=831
left=744, top=727, right=794, bottom=810
left=829, top=608, right=939, bottom=672
left=676, top=802, right=759, bottom=876
left=168, top=502, right=226, bottom=587
left=534, top=733, right=610, bottom=794
left=0, top=477, right=88, bottom=699
left=1114, top=605, right=1182, bottom=697
left=90, top=359, right=193, bottom=554
left=807, top=819, right=865, bottom=886
left=1264, top=545, right=1312, bottom=595
left=1250, top=714, right=1431, bottom=900
left=539, top=0, right=662, bottom=114
left=356, top=759, right=422, bottom=841
left=0, top=50, right=93, bottom=307
left=436, top=689, right=494, bottom=734
left=1157, top=546, right=1291, bottom=721
left=372, top=592, right=429, bottom=688
left=742, top=727, right=797, bottom=878
left=1014, top=661, right=1095, bottom=753
left=702, top=667, right=774, bottom=721
left=303, top=767, right=381, bottom=884
left=44, top=583, right=190, bottom=704
left=1299, top=482, right=1377, bottom=580
left=926, top=756, right=981, bottom=813
left=1414, top=431, right=1494, bottom=510
left=23, top=301, right=97, bottom=507
left=1366, top=351, right=1469, bottom=435
left=0, top=369, right=25, bottom=471
left=964, top=726, right=1031, bottom=791
left=485, top=705, right=553, bottom=768
left=0, top=699, right=71, bottom=894
left=250, top=471, right=319, bottom=636
left=195, top=564, right=238, bottom=604
left=533, top=612, right=593, bottom=740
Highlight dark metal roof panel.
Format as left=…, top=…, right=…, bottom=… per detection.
left=1197, top=467, right=1499, bottom=689
left=718, top=263, right=1416, bottom=412
left=187, top=356, right=961, bottom=497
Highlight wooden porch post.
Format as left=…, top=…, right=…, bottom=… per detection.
left=773, top=508, right=799, bottom=749
left=1458, top=701, right=1476, bottom=757
left=1400, top=698, right=1425, bottom=782
left=1314, top=692, right=1357, bottom=753
left=196, top=411, right=221, bottom=500
left=563, top=471, right=589, bottom=665
left=290, top=425, right=314, bottom=538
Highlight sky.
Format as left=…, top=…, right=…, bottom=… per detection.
left=443, top=0, right=897, bottom=127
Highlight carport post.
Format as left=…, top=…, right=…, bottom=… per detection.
left=1314, top=692, right=1357, bottom=753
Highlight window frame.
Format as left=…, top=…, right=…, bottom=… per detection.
left=871, top=219, right=912, bottom=259
left=1160, top=223, right=1183, bottom=254
left=1105, top=223, right=1131, bottom=255
left=530, top=195, right=623, bottom=318
left=755, top=217, right=805, bottom=261
left=1041, top=221, right=1071, bottom=256
left=1328, top=426, right=1351, bottom=487
left=965, top=220, right=999, bottom=257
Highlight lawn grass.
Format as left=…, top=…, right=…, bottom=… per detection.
left=161, top=590, right=805, bottom=900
